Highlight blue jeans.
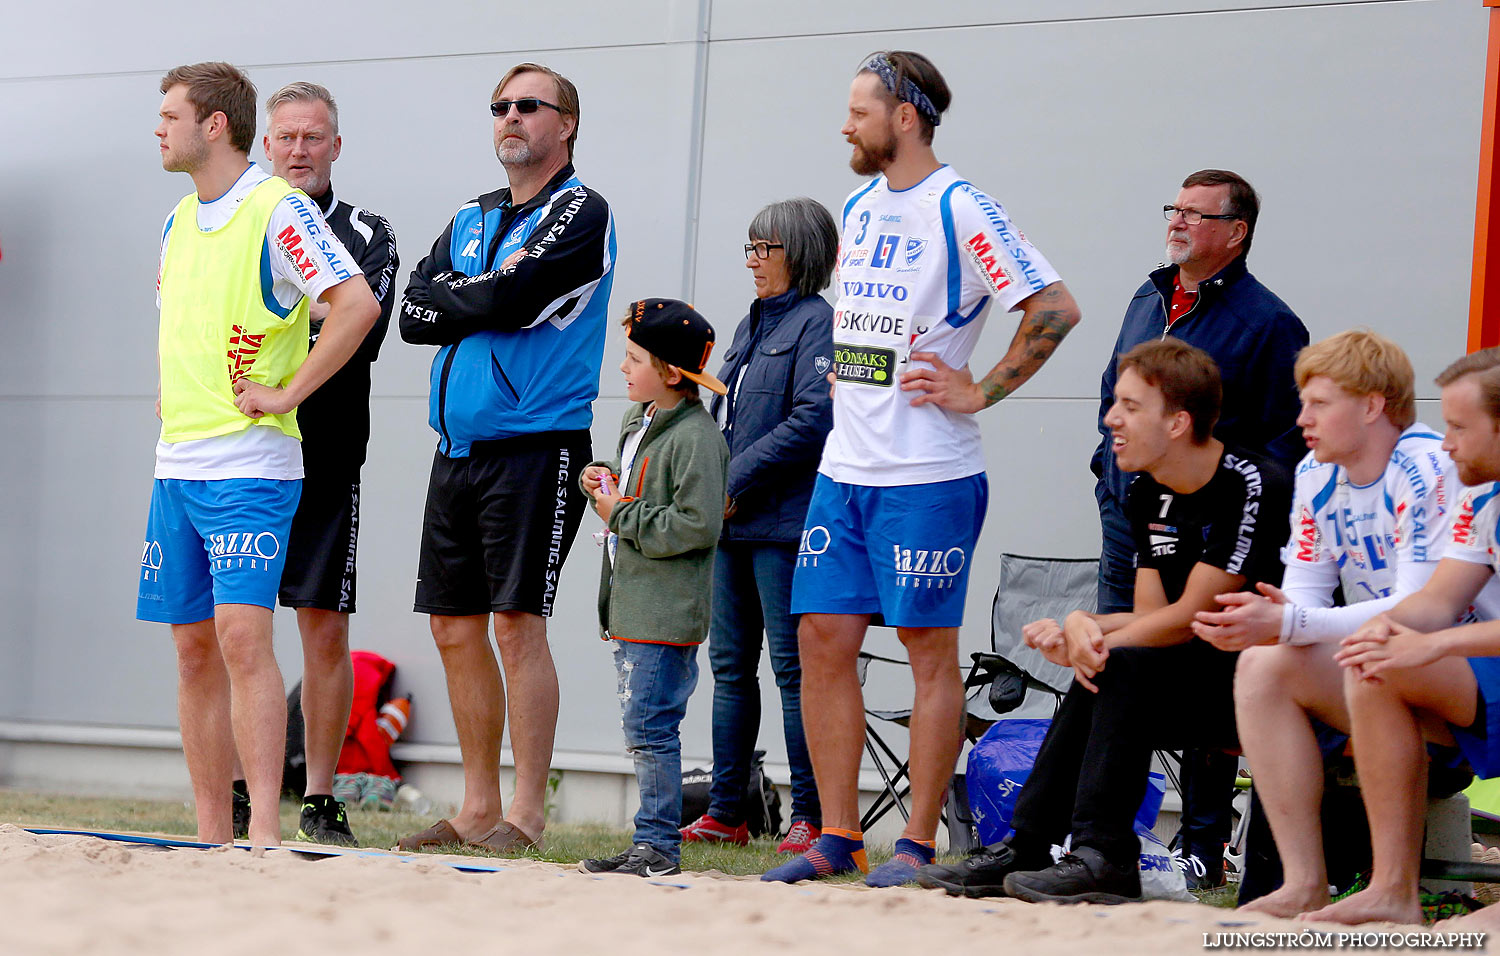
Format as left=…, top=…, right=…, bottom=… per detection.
left=707, top=542, right=820, bottom=826
left=1095, top=485, right=1136, bottom=615
left=613, top=639, right=699, bottom=859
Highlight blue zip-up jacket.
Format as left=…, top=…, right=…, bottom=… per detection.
left=399, top=164, right=616, bottom=457
left=707, top=289, right=834, bottom=543
left=1092, top=257, right=1308, bottom=506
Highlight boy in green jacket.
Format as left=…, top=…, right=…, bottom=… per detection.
left=578, top=298, right=730, bottom=877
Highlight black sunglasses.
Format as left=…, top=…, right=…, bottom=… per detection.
left=490, top=98, right=563, bottom=117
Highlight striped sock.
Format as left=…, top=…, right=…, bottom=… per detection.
left=865, top=837, right=936, bottom=888
left=761, top=829, right=868, bottom=883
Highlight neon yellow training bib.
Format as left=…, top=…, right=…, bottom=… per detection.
left=158, top=176, right=310, bottom=443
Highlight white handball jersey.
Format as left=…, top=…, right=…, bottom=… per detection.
left=1285, top=425, right=1453, bottom=604
left=1440, top=479, right=1500, bottom=621
left=819, top=165, right=1061, bottom=487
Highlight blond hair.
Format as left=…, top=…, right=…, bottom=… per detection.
left=1295, top=329, right=1415, bottom=429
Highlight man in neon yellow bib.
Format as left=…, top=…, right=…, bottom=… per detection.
left=138, top=61, right=378, bottom=849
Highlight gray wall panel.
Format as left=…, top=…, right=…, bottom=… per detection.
left=0, top=2, right=1490, bottom=783
left=709, top=0, right=1400, bottom=39
left=1, top=0, right=696, bottom=80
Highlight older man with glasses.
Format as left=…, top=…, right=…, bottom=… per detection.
left=1090, top=169, right=1308, bottom=888
left=396, top=62, right=616, bottom=856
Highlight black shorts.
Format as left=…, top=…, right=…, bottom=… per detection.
left=415, top=430, right=591, bottom=617
left=279, top=476, right=361, bottom=613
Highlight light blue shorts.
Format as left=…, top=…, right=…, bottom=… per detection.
left=790, top=473, right=987, bottom=628
left=137, top=478, right=301, bottom=624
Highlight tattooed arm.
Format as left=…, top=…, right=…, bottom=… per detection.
left=900, top=281, right=1082, bottom=413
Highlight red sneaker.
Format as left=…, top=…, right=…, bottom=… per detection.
left=777, top=820, right=821, bottom=854
left=680, top=814, right=750, bottom=845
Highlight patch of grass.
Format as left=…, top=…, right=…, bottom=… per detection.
left=0, top=789, right=1242, bottom=897
left=0, top=788, right=895, bottom=878
left=1193, top=881, right=1241, bottom=908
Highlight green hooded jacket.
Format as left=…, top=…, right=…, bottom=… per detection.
left=585, top=397, right=729, bottom=645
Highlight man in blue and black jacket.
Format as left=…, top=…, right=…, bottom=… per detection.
left=396, top=61, right=616, bottom=856
left=1090, top=168, right=1307, bottom=888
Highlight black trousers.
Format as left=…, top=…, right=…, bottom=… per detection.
left=1010, top=641, right=1240, bottom=865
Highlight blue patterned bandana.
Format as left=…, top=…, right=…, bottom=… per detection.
left=861, top=55, right=941, bottom=127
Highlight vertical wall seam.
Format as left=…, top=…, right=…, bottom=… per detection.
left=680, top=0, right=713, bottom=299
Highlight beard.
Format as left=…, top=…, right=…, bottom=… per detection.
left=1165, top=229, right=1192, bottom=266
left=496, top=139, right=534, bottom=167
left=162, top=133, right=208, bottom=173
left=848, top=128, right=897, bottom=176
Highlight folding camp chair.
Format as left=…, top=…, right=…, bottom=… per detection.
left=857, top=555, right=1100, bottom=834
left=980, top=553, right=1095, bottom=718
left=856, top=650, right=1027, bottom=832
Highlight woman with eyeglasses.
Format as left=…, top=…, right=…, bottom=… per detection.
left=680, top=197, right=838, bottom=854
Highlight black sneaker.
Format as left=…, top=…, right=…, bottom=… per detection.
left=915, top=841, right=1049, bottom=898
left=1179, top=851, right=1226, bottom=891
left=578, top=843, right=681, bottom=878
left=295, top=794, right=357, bottom=847
left=231, top=780, right=251, bottom=841
left=1003, top=846, right=1142, bottom=904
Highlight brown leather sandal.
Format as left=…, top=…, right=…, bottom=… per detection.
left=466, top=820, right=543, bottom=854
left=395, top=819, right=462, bottom=852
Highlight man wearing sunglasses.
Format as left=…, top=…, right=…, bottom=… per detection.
left=1090, top=169, right=1308, bottom=888
left=397, top=62, right=616, bottom=856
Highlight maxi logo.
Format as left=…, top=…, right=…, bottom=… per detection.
left=285, top=194, right=352, bottom=281
left=1294, top=506, right=1318, bottom=561
left=276, top=225, right=321, bottom=283
left=1451, top=497, right=1477, bottom=547
left=958, top=184, right=1046, bottom=292
left=833, top=344, right=895, bottom=385
left=841, top=280, right=908, bottom=301
left=963, top=231, right=1016, bottom=296
left=207, top=531, right=281, bottom=572
left=798, top=525, right=831, bottom=568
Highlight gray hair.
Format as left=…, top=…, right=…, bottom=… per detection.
left=264, top=81, right=339, bottom=135
left=748, top=197, right=838, bottom=298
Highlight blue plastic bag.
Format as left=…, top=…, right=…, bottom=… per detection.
left=966, top=718, right=1167, bottom=846
left=966, top=718, right=1051, bottom=846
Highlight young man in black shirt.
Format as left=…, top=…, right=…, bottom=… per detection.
left=919, top=338, right=1292, bottom=902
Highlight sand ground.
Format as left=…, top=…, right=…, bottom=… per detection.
left=0, top=824, right=1354, bottom=955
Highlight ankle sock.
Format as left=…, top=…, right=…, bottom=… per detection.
left=761, top=829, right=868, bottom=883
left=865, top=837, right=936, bottom=888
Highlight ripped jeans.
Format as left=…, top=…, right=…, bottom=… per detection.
left=612, top=639, right=700, bottom=858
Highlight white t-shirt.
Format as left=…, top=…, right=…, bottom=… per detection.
left=153, top=163, right=357, bottom=480
left=1279, top=425, right=1467, bottom=643
left=608, top=407, right=654, bottom=565
left=819, top=165, right=1061, bottom=486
